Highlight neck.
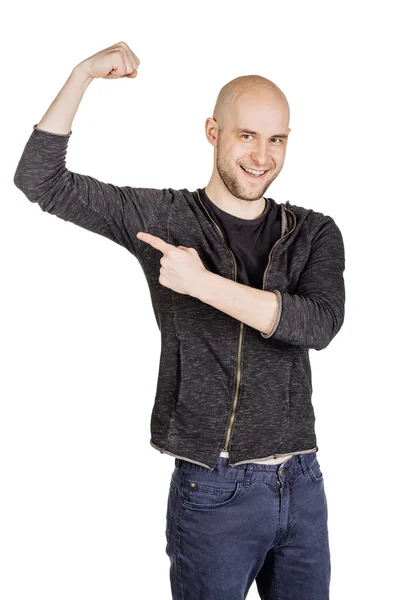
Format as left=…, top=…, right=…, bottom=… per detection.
left=204, top=180, right=266, bottom=220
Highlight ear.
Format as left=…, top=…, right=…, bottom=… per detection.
left=205, top=117, right=218, bottom=147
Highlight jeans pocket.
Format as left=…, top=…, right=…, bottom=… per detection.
left=308, top=456, right=324, bottom=483
left=181, top=478, right=243, bottom=511
left=166, top=479, right=179, bottom=543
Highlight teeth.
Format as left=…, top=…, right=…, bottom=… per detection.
left=243, top=167, right=266, bottom=176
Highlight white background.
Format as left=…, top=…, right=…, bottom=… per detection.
left=2, top=1, right=399, bottom=598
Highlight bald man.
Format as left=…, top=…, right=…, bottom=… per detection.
left=14, top=43, right=345, bottom=600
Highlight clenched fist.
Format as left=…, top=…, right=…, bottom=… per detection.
left=75, top=41, right=140, bottom=80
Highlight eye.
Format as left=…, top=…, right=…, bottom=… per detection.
left=241, top=134, right=283, bottom=143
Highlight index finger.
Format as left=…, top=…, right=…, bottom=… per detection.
left=136, top=231, right=174, bottom=254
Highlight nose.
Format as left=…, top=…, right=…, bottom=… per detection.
left=251, top=143, right=270, bottom=168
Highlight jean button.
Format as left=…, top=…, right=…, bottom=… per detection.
left=279, top=468, right=285, bottom=476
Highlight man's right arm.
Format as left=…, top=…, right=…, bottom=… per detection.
left=13, top=44, right=164, bottom=258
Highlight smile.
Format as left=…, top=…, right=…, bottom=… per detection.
left=240, top=165, right=269, bottom=179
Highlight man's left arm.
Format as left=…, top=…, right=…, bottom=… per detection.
left=192, top=215, right=346, bottom=351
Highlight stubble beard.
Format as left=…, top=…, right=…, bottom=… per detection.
left=216, top=151, right=277, bottom=202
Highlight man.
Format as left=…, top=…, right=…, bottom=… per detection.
left=14, top=41, right=345, bottom=599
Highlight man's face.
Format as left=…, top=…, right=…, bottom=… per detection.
left=212, top=95, right=290, bottom=201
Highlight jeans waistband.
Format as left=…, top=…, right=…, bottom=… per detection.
left=174, top=452, right=318, bottom=485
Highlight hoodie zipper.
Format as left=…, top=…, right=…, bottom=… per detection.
left=194, top=190, right=296, bottom=455
left=194, top=190, right=242, bottom=452
left=262, top=201, right=297, bottom=289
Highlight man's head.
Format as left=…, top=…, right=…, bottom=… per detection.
left=206, top=75, right=291, bottom=202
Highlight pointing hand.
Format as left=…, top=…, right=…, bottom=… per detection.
left=136, top=231, right=208, bottom=296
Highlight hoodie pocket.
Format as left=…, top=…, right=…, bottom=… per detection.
left=289, top=348, right=313, bottom=397
left=284, top=349, right=297, bottom=416
left=172, top=339, right=182, bottom=411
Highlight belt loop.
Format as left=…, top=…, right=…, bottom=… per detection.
left=298, top=454, right=309, bottom=477
left=175, top=458, right=184, bottom=470
left=243, top=463, right=254, bottom=488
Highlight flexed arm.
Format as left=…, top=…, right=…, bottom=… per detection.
left=13, top=42, right=163, bottom=258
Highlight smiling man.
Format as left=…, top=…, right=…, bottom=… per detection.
left=208, top=75, right=290, bottom=211
left=13, top=41, right=345, bottom=600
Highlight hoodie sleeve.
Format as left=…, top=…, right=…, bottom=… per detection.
left=261, top=215, right=346, bottom=350
left=13, top=124, right=164, bottom=259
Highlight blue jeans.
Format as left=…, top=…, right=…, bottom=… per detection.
left=165, top=453, right=330, bottom=599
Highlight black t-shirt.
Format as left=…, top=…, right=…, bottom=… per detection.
left=198, top=187, right=281, bottom=289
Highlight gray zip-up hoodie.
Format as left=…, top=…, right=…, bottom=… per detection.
left=13, top=124, right=346, bottom=470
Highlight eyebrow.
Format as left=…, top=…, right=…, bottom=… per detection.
left=236, top=128, right=288, bottom=138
